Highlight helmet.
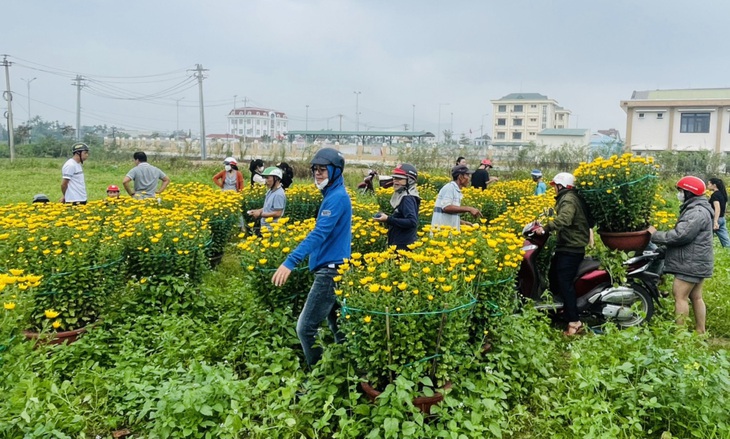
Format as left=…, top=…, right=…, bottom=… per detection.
left=107, top=185, right=120, bottom=192
left=531, top=169, right=543, bottom=178
left=481, top=159, right=493, bottom=167
left=550, top=172, right=575, bottom=189
left=223, top=157, right=237, bottom=166
left=677, top=175, right=706, bottom=196
left=392, top=163, right=418, bottom=181
left=32, top=193, right=50, bottom=203
left=261, top=166, right=283, bottom=179
left=72, top=142, right=90, bottom=154
left=311, top=147, right=345, bottom=169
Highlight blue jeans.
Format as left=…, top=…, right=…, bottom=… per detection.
left=715, top=217, right=730, bottom=248
left=548, top=251, right=584, bottom=323
left=296, top=267, right=345, bottom=366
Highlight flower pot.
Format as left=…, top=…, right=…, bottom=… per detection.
left=598, top=229, right=651, bottom=252
left=360, top=380, right=452, bottom=414
left=24, top=326, right=87, bottom=346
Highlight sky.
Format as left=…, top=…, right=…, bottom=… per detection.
left=3, top=0, right=730, bottom=139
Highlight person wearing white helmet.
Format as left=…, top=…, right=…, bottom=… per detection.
left=213, top=157, right=244, bottom=192
left=60, top=142, right=90, bottom=204
left=248, top=166, right=287, bottom=232
left=535, top=172, right=592, bottom=336
left=531, top=169, right=547, bottom=195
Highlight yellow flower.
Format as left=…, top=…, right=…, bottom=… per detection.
left=368, top=284, right=380, bottom=293
left=397, top=282, right=407, bottom=291
left=52, top=320, right=61, bottom=329
left=363, top=315, right=372, bottom=323
left=335, top=289, right=343, bottom=296
left=399, top=263, right=411, bottom=272
left=442, top=285, right=453, bottom=292
left=427, top=294, right=434, bottom=301
left=44, top=309, right=60, bottom=319
left=9, top=269, right=24, bottom=276
left=3, top=302, right=16, bottom=310
left=258, top=258, right=268, bottom=265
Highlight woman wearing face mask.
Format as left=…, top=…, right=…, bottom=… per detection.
left=249, top=159, right=266, bottom=185
left=648, top=176, right=714, bottom=334
left=373, top=164, right=420, bottom=251
left=707, top=177, right=730, bottom=247
left=213, top=157, right=244, bottom=192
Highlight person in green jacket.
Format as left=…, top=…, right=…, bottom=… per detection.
left=535, top=172, right=591, bottom=335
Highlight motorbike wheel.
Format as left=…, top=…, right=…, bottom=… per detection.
left=613, top=282, right=655, bottom=328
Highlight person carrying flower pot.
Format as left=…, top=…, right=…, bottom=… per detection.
left=535, top=172, right=591, bottom=336
left=271, top=148, right=351, bottom=367
left=648, top=176, right=714, bottom=334
left=373, top=163, right=420, bottom=251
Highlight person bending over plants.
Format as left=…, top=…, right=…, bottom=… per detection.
left=271, top=148, right=351, bottom=367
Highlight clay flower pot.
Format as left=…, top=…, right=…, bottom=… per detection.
left=360, top=380, right=452, bottom=414
left=597, top=229, right=651, bottom=252
left=24, top=326, right=87, bottom=346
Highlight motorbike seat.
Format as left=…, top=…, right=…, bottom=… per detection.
left=575, top=257, right=601, bottom=279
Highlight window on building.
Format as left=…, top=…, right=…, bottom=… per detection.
left=638, top=113, right=645, bottom=119
left=529, top=132, right=536, bottom=136
left=680, top=113, right=710, bottom=133
left=498, top=105, right=506, bottom=112
left=512, top=132, right=522, bottom=140
left=513, top=105, right=523, bottom=112
left=531, top=104, right=537, bottom=108
left=657, top=113, right=664, bottom=119
left=497, top=118, right=506, bottom=126
left=513, top=118, right=523, bottom=126
left=530, top=118, right=537, bottom=122
left=496, top=132, right=506, bottom=139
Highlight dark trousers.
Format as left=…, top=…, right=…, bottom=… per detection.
left=548, top=251, right=584, bottom=323
left=296, top=267, right=345, bottom=366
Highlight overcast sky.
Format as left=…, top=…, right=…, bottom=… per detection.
left=4, top=0, right=730, bottom=138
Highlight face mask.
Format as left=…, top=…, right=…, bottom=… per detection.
left=224, top=165, right=231, bottom=172
left=315, top=178, right=329, bottom=190
left=677, top=191, right=685, bottom=203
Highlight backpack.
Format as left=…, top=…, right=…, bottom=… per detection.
left=576, top=191, right=596, bottom=228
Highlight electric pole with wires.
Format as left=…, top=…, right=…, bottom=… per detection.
left=2, top=55, right=16, bottom=161
left=72, top=75, right=85, bottom=141
left=189, top=64, right=208, bottom=160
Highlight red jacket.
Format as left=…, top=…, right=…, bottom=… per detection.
left=212, top=170, right=244, bottom=192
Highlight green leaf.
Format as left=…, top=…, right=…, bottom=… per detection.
left=200, top=404, right=213, bottom=416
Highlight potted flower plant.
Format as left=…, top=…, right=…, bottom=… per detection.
left=574, top=153, right=660, bottom=251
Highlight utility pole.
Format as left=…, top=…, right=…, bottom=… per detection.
left=412, top=104, right=415, bottom=133
left=338, top=114, right=343, bottom=131
left=242, top=96, right=248, bottom=149
left=305, top=104, right=309, bottom=131
left=353, top=91, right=361, bottom=132
left=437, top=103, right=449, bottom=144
left=22, top=77, right=36, bottom=122
left=175, top=97, right=184, bottom=132
left=2, top=55, right=16, bottom=161
left=190, top=64, right=208, bottom=160
left=72, top=75, right=85, bottom=141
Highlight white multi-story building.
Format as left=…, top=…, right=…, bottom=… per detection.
left=227, top=107, right=288, bottom=139
left=620, top=88, right=730, bottom=154
left=491, top=93, right=571, bottom=146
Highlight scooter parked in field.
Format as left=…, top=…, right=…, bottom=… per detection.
left=516, top=220, right=662, bottom=328
left=357, top=170, right=393, bottom=194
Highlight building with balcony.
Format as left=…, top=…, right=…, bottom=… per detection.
left=227, top=107, right=288, bottom=139
left=491, top=93, right=571, bottom=147
left=620, top=88, right=730, bottom=154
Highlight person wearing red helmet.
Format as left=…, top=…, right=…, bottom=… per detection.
left=648, top=175, right=714, bottom=334
left=106, top=185, right=120, bottom=199
left=471, top=159, right=498, bottom=190
left=373, top=163, right=421, bottom=251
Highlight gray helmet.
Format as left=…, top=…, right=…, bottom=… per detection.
left=72, top=142, right=90, bottom=154
left=392, top=163, right=418, bottom=181
left=311, top=147, right=345, bottom=169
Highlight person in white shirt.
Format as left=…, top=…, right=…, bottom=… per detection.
left=60, top=143, right=89, bottom=204
left=431, top=165, right=482, bottom=231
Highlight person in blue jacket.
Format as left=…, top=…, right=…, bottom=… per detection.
left=272, top=147, right=352, bottom=366
left=532, top=169, right=547, bottom=195
left=373, top=163, right=420, bottom=251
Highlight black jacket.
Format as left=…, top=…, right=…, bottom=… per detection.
left=386, top=196, right=420, bottom=250
left=471, top=169, right=489, bottom=190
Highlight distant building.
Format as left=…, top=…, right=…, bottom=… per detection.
left=491, top=93, right=571, bottom=147
left=621, top=88, right=730, bottom=153
left=227, top=107, right=288, bottom=139
left=535, top=128, right=590, bottom=149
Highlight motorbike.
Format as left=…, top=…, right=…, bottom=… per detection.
left=357, top=170, right=393, bottom=194
left=516, top=220, right=662, bottom=328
